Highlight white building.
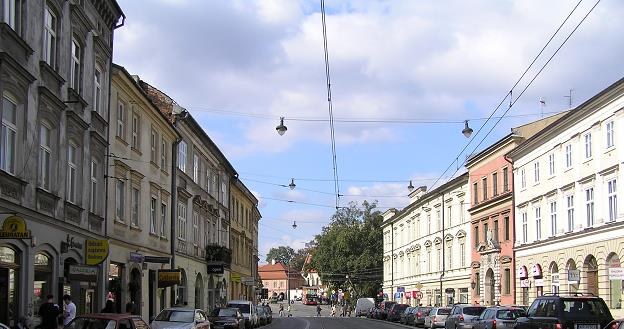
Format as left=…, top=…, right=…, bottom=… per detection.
left=382, top=173, right=471, bottom=306
left=508, top=78, right=624, bottom=311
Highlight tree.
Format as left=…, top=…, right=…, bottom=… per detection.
left=310, top=200, right=383, bottom=299
left=265, top=246, right=295, bottom=264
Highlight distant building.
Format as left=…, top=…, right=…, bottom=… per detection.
left=259, top=262, right=305, bottom=300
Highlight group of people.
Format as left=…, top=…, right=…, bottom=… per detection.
left=314, top=303, right=353, bottom=317
left=277, top=303, right=291, bottom=317
left=35, top=294, right=76, bottom=329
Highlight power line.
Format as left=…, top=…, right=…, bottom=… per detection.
left=320, top=0, right=341, bottom=210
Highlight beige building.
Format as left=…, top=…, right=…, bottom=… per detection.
left=383, top=174, right=471, bottom=306
left=229, top=179, right=261, bottom=301
left=106, top=64, right=180, bottom=320
left=508, top=78, right=624, bottom=313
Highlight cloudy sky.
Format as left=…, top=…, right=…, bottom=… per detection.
left=114, top=0, right=624, bottom=262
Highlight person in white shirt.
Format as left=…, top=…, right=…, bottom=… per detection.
left=62, top=295, right=76, bottom=326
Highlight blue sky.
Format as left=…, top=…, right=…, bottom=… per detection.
left=113, top=0, right=624, bottom=263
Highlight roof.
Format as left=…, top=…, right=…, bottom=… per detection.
left=259, top=263, right=287, bottom=272
left=259, top=263, right=288, bottom=280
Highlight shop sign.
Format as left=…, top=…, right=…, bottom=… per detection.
left=207, top=264, right=224, bottom=274
left=568, top=269, right=580, bottom=283
left=143, top=256, right=170, bottom=264
left=552, top=274, right=560, bottom=286
left=61, top=235, right=83, bottom=254
left=231, top=273, right=241, bottom=282
left=129, top=252, right=144, bottom=263
left=535, top=278, right=544, bottom=287
left=609, top=268, right=624, bottom=280
left=0, top=215, right=31, bottom=239
left=85, top=240, right=109, bottom=266
left=158, top=269, right=181, bottom=288
left=68, top=264, right=98, bottom=282
left=520, top=279, right=529, bottom=288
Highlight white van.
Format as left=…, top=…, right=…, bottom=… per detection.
left=355, top=297, right=375, bottom=317
left=226, top=300, right=256, bottom=329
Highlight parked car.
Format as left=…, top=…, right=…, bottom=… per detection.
left=256, top=307, right=268, bottom=326
left=151, top=307, right=211, bottom=329
left=405, top=307, right=420, bottom=325
left=355, top=298, right=375, bottom=317
left=514, top=294, right=613, bottom=329
left=208, top=307, right=245, bottom=329
left=226, top=300, right=257, bottom=329
left=261, top=305, right=272, bottom=324
left=388, top=303, right=410, bottom=322
left=473, top=307, right=526, bottom=329
left=380, top=301, right=397, bottom=320
left=605, top=319, right=624, bottom=329
left=445, top=304, right=487, bottom=329
left=414, top=307, right=434, bottom=326
left=425, top=307, right=452, bottom=328
left=400, top=307, right=415, bottom=324
left=67, top=313, right=151, bottom=329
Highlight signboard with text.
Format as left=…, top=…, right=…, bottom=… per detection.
left=609, top=268, right=624, bottom=280
left=568, top=270, right=580, bottom=283
left=0, top=216, right=31, bottom=239
left=68, top=264, right=98, bottom=282
left=158, top=269, right=181, bottom=288
left=85, top=240, right=109, bottom=265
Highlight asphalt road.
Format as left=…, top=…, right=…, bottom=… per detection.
left=265, top=317, right=411, bottom=329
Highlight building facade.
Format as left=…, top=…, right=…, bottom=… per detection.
left=259, top=262, right=305, bottom=301
left=105, top=64, right=179, bottom=319
left=0, top=0, right=122, bottom=325
left=229, top=179, right=261, bottom=301
left=466, top=116, right=563, bottom=306
left=142, top=82, right=236, bottom=311
left=382, top=174, right=471, bottom=307
left=508, top=78, right=624, bottom=311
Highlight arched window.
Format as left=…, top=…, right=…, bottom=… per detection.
left=34, top=252, right=53, bottom=320
left=549, top=262, right=559, bottom=294
left=606, top=253, right=622, bottom=309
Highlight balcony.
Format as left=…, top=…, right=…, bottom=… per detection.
left=205, top=244, right=232, bottom=268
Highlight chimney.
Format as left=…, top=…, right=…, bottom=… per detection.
left=271, top=259, right=276, bottom=265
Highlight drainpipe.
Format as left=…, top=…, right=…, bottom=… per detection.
left=170, top=134, right=181, bottom=306
left=504, top=153, right=515, bottom=305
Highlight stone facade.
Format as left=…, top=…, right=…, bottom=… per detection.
left=0, top=0, right=122, bottom=325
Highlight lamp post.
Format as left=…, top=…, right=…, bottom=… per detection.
left=276, top=117, right=287, bottom=136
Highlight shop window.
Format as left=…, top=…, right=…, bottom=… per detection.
left=34, top=252, right=53, bottom=323
left=0, top=246, right=20, bottom=326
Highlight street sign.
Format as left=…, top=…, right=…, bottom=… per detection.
left=129, top=252, right=144, bottom=263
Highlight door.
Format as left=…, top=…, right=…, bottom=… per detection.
left=0, top=267, right=8, bottom=324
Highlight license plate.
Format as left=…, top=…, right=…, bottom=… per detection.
left=576, top=325, right=598, bottom=329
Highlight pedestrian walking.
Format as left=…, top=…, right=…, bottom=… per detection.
left=316, top=304, right=322, bottom=317
left=330, top=305, right=336, bottom=317
left=278, top=303, right=284, bottom=317
left=37, top=294, right=61, bottom=329
left=62, top=295, right=76, bottom=326
left=287, top=304, right=292, bottom=317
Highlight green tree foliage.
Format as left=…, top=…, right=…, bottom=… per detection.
left=265, top=245, right=295, bottom=264
left=310, top=200, right=383, bottom=299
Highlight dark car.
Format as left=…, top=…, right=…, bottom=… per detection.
left=415, top=307, right=434, bottom=326
left=66, top=314, right=151, bottom=329
left=388, top=303, right=410, bottom=322
left=400, top=307, right=415, bottom=325
left=209, top=307, right=244, bottom=329
left=256, top=307, right=268, bottom=326
left=605, top=319, right=624, bottom=329
left=261, top=305, right=272, bottom=324
left=445, top=304, right=487, bottom=329
left=380, top=301, right=397, bottom=320
left=473, top=307, right=526, bottom=329
left=514, top=294, right=613, bottom=329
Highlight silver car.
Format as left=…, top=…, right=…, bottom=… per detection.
left=151, top=308, right=211, bottom=329
left=425, top=307, right=452, bottom=328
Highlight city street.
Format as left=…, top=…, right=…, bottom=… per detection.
left=266, top=317, right=410, bottom=329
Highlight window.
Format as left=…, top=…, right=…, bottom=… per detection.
left=192, top=211, right=199, bottom=245
left=460, top=242, right=465, bottom=267
left=160, top=203, right=167, bottom=237
left=70, top=39, right=81, bottom=92
left=447, top=244, right=452, bottom=269
left=548, top=153, right=555, bottom=176
left=565, top=144, right=572, bottom=168
left=522, top=212, right=528, bottom=243
left=482, top=177, right=488, bottom=200
left=483, top=222, right=488, bottom=242
left=566, top=195, right=574, bottom=232
left=534, top=161, right=540, bottom=183
left=204, top=219, right=210, bottom=246
left=437, top=247, right=442, bottom=271
left=427, top=213, right=431, bottom=235
left=503, top=167, right=509, bottom=192
left=504, top=269, right=511, bottom=295
left=221, top=180, right=227, bottom=203
left=473, top=183, right=478, bottom=204
left=493, top=219, right=499, bottom=242
left=476, top=272, right=480, bottom=295
left=131, top=113, right=139, bottom=149
left=584, top=133, right=592, bottom=159
left=2, top=0, right=21, bottom=31
left=460, top=200, right=465, bottom=222
left=520, top=168, right=526, bottom=189
left=608, top=179, right=617, bottom=222
left=90, top=160, right=98, bottom=213
left=446, top=205, right=452, bottom=227
left=131, top=187, right=139, bottom=227
left=178, top=141, right=187, bottom=171
left=193, top=154, right=199, bottom=183
left=39, top=124, right=52, bottom=190
left=43, top=5, right=57, bottom=66
left=149, top=197, right=157, bottom=234
left=535, top=207, right=542, bottom=241
left=177, top=202, right=187, bottom=240
left=116, top=101, right=126, bottom=138
left=492, top=172, right=498, bottom=196
left=606, top=121, right=615, bottom=149
left=67, top=144, right=77, bottom=203
left=150, top=129, right=157, bottom=164
left=504, top=216, right=510, bottom=241
left=115, top=180, right=124, bottom=221
left=1, top=94, right=17, bottom=174
left=94, top=66, right=102, bottom=113
left=161, top=138, right=167, bottom=169
left=585, top=187, right=594, bottom=227
left=474, top=225, right=479, bottom=247
left=550, top=201, right=557, bottom=237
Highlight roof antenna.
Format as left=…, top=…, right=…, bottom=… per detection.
left=539, top=97, right=545, bottom=118
left=564, top=89, right=574, bottom=109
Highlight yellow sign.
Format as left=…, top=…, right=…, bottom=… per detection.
left=0, top=215, right=31, bottom=239
left=158, top=270, right=181, bottom=288
left=231, top=273, right=241, bottom=282
left=85, top=239, right=109, bottom=265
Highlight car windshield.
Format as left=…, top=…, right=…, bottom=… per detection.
left=211, top=308, right=238, bottom=317
left=562, top=299, right=610, bottom=319
left=420, top=308, right=432, bottom=313
left=395, top=305, right=409, bottom=311
left=438, top=308, right=451, bottom=315
left=228, top=304, right=250, bottom=314
left=463, top=307, right=486, bottom=316
left=66, top=318, right=115, bottom=329
left=497, top=309, right=526, bottom=320
left=154, top=310, right=194, bottom=322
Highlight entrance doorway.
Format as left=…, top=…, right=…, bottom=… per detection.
left=0, top=246, right=19, bottom=326
left=484, top=269, right=495, bottom=305
left=584, top=255, right=598, bottom=296
left=129, top=268, right=142, bottom=315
